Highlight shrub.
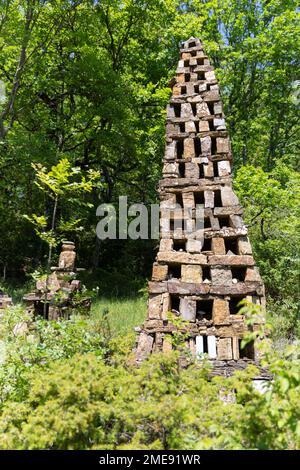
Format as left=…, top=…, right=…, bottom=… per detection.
left=0, top=346, right=299, bottom=450
left=0, top=305, right=107, bottom=403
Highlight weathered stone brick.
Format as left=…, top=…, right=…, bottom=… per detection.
left=162, top=293, right=170, bottom=319
left=157, top=252, right=207, bottom=265
left=181, top=265, right=202, bottom=283
left=221, top=187, right=239, bottom=206
left=204, top=162, right=214, bottom=178
left=205, top=70, right=216, bottom=81
left=163, top=162, right=178, bottom=176
left=185, top=121, right=196, bottom=133
left=209, top=255, right=255, bottom=266
left=183, top=138, right=195, bottom=158
left=201, top=136, right=212, bottom=155
left=217, top=160, right=231, bottom=176
left=136, top=333, right=154, bottom=361
left=245, top=267, right=261, bottom=282
left=217, top=137, right=230, bottom=154
left=181, top=102, right=193, bottom=118
left=232, top=337, right=239, bottom=360
left=172, top=85, right=181, bottom=97
left=217, top=337, right=233, bottom=360
left=214, top=102, right=223, bottom=114
left=186, top=239, right=202, bottom=253
left=180, top=298, right=196, bottom=321
left=160, top=193, right=176, bottom=209
left=182, top=192, right=195, bottom=209
left=185, top=162, right=199, bottom=178
left=148, top=294, right=163, bottom=320
left=204, top=190, right=214, bottom=208
left=199, top=121, right=210, bottom=132
left=159, top=239, right=173, bottom=252
left=238, top=236, right=253, bottom=255
left=177, top=73, right=185, bottom=83
left=196, top=101, right=210, bottom=117
left=213, top=299, right=229, bottom=325
left=166, top=104, right=175, bottom=118
left=214, top=118, right=226, bottom=129
left=213, top=299, right=230, bottom=325
left=211, top=267, right=232, bottom=285
left=152, top=264, right=168, bottom=281
left=211, top=238, right=225, bottom=255
left=230, top=215, right=244, bottom=229
left=165, top=141, right=176, bottom=160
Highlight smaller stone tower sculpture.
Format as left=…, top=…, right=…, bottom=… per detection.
left=0, top=291, right=12, bottom=311
left=23, top=241, right=90, bottom=319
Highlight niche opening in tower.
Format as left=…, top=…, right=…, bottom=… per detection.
left=197, top=71, right=205, bottom=81
left=197, top=57, right=205, bottom=65
left=169, top=219, right=175, bottom=233
left=201, top=237, right=212, bottom=253
left=181, top=85, right=187, bottom=95
left=194, top=84, right=199, bottom=94
left=191, top=102, right=197, bottom=116
left=194, top=191, right=204, bottom=206
left=185, top=73, right=191, bottom=82
left=170, top=295, right=180, bottom=314
left=168, top=264, right=181, bottom=280
left=204, top=217, right=211, bottom=229
left=176, top=139, right=184, bottom=158
left=225, top=238, right=239, bottom=255
left=173, top=239, right=186, bottom=252
left=239, top=339, right=255, bottom=360
left=196, top=335, right=210, bottom=354
left=173, top=103, right=181, bottom=117
left=208, top=119, right=214, bottom=131
left=213, top=161, right=219, bottom=176
left=211, top=136, right=217, bottom=154
left=199, top=163, right=205, bottom=178
left=231, top=267, right=247, bottom=282
left=218, top=215, right=230, bottom=228
left=196, top=299, right=213, bottom=321
left=191, top=50, right=197, bottom=57
left=203, top=335, right=209, bottom=353
left=194, top=137, right=201, bottom=156
left=229, top=296, right=246, bottom=315
left=214, top=189, right=222, bottom=207
left=175, top=192, right=183, bottom=208
left=189, top=40, right=196, bottom=48
left=184, top=60, right=189, bottom=67
left=208, top=102, right=214, bottom=115
left=36, top=302, right=49, bottom=319
left=179, top=122, right=185, bottom=133
left=178, top=162, right=185, bottom=178
left=202, top=266, right=211, bottom=281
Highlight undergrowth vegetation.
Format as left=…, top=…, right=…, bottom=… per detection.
left=0, top=304, right=299, bottom=450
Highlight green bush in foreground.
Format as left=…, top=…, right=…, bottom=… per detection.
left=0, top=304, right=299, bottom=450
left=0, top=346, right=299, bottom=450
left=0, top=305, right=108, bottom=404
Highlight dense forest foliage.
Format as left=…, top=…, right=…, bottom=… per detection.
left=0, top=0, right=299, bottom=450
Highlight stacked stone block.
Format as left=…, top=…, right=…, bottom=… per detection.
left=136, top=37, right=265, bottom=373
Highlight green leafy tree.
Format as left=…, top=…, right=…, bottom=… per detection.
left=25, top=158, right=100, bottom=266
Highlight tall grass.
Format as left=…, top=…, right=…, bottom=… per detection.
left=91, top=297, right=147, bottom=336
left=1, top=277, right=148, bottom=337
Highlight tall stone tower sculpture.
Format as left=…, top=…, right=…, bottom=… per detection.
left=136, top=37, right=265, bottom=374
